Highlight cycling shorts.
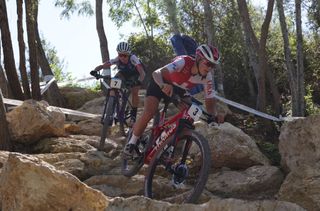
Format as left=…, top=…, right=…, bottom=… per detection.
left=146, top=78, right=186, bottom=101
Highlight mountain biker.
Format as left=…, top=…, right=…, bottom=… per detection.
left=90, top=41, right=146, bottom=124
left=124, top=44, right=224, bottom=156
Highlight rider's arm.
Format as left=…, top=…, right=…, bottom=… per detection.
left=152, top=68, right=173, bottom=96
left=152, top=68, right=166, bottom=88
left=94, top=61, right=111, bottom=72
left=93, top=57, right=118, bottom=72
left=204, top=74, right=224, bottom=123
left=136, top=64, right=146, bottom=82
left=205, top=98, right=217, bottom=117
left=130, top=55, right=146, bottom=82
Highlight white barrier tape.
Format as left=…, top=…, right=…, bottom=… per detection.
left=213, top=93, right=283, bottom=122
left=3, top=98, right=101, bottom=119
left=41, top=77, right=56, bottom=95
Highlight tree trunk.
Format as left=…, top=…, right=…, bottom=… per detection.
left=17, top=0, right=31, bottom=99
left=257, top=0, right=275, bottom=112
left=34, top=2, right=65, bottom=107
left=277, top=0, right=299, bottom=116
left=163, top=0, right=180, bottom=35
left=95, top=0, right=110, bottom=62
left=0, top=65, right=9, bottom=98
left=0, top=0, right=24, bottom=100
left=266, top=68, right=281, bottom=115
left=295, top=0, right=305, bottom=116
left=25, top=0, right=41, bottom=100
left=0, top=89, right=12, bottom=151
left=203, top=0, right=225, bottom=96
left=0, top=43, right=9, bottom=98
left=237, top=0, right=276, bottom=112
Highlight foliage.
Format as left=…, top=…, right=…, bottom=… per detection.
left=256, top=141, right=281, bottom=166
left=54, top=0, right=93, bottom=19
left=41, top=38, right=73, bottom=82
left=128, top=33, right=174, bottom=87
left=305, top=84, right=320, bottom=115
left=308, top=0, right=320, bottom=30
left=107, top=0, right=162, bottom=37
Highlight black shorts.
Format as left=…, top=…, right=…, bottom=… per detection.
left=146, top=78, right=187, bottom=101
left=115, top=71, right=141, bottom=87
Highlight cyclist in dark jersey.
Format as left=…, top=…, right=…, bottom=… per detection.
left=124, top=44, right=223, bottom=156
left=91, top=42, right=145, bottom=123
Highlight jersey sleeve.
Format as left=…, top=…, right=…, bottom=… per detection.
left=109, top=57, right=119, bottom=65
left=129, top=55, right=141, bottom=66
left=204, top=72, right=215, bottom=98
left=163, top=57, right=185, bottom=73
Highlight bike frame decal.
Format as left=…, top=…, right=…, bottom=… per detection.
left=145, top=108, right=187, bottom=163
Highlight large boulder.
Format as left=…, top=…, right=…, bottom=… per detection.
left=195, top=122, right=270, bottom=169
left=206, top=166, right=284, bottom=199
left=60, top=86, right=102, bottom=110
left=278, top=115, right=320, bottom=211
left=279, top=115, right=320, bottom=173
left=6, top=100, right=65, bottom=144
left=0, top=153, right=108, bottom=211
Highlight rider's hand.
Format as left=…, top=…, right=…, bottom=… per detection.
left=216, top=114, right=225, bottom=124
left=161, top=83, right=173, bottom=97
left=90, top=70, right=98, bottom=77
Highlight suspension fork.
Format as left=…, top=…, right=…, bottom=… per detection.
left=101, top=92, right=110, bottom=124
left=170, top=119, right=193, bottom=164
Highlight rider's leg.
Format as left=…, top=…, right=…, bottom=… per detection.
left=130, top=85, right=140, bottom=122
left=124, top=96, right=159, bottom=155
left=128, top=96, right=160, bottom=145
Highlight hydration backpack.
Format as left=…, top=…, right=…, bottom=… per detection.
left=170, top=34, right=204, bottom=95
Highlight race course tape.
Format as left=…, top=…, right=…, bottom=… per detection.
left=213, top=93, right=283, bottom=122
left=3, top=98, right=101, bottom=119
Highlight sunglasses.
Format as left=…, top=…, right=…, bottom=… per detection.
left=203, top=60, right=215, bottom=68
left=118, top=53, right=129, bottom=58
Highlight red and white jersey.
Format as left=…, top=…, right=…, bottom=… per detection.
left=162, top=56, right=215, bottom=98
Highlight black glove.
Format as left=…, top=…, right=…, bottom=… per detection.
left=90, top=70, right=97, bottom=77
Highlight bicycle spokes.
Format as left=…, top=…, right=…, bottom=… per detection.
left=144, top=132, right=211, bottom=204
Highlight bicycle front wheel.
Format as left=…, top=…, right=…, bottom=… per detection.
left=99, top=96, right=115, bottom=150
left=144, top=130, right=211, bottom=204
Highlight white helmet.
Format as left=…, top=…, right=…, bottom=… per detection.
left=196, top=44, right=220, bottom=64
left=116, top=42, right=131, bottom=54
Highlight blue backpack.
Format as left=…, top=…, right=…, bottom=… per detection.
left=170, top=34, right=204, bottom=95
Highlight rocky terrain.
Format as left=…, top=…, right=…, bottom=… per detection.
left=1, top=88, right=319, bottom=211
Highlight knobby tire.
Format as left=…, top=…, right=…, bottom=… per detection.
left=144, top=130, right=211, bottom=204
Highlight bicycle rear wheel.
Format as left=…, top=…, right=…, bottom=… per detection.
left=99, top=96, right=115, bottom=150
left=144, top=130, right=211, bottom=204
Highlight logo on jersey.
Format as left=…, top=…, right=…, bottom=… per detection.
left=172, top=63, right=177, bottom=70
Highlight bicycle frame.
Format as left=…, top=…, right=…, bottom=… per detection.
left=100, top=78, right=133, bottom=126
left=144, top=103, right=194, bottom=164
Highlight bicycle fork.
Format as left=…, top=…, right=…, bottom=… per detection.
left=164, top=119, right=194, bottom=185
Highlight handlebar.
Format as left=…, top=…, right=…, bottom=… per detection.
left=166, top=85, right=214, bottom=124
left=90, top=70, right=138, bottom=88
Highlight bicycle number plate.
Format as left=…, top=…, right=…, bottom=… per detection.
left=110, top=78, right=122, bottom=89
left=187, top=104, right=202, bottom=121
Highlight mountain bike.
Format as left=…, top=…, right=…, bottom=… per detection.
left=121, top=88, right=213, bottom=203
left=91, top=70, right=137, bottom=150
